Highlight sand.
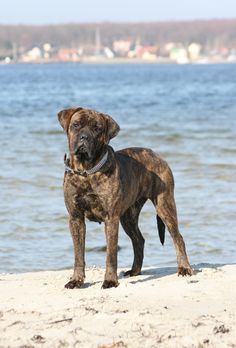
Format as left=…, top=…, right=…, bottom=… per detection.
left=0, top=264, right=235, bottom=348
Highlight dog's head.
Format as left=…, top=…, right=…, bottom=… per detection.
left=58, top=107, right=120, bottom=162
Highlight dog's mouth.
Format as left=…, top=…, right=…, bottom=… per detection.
left=77, top=144, right=87, bottom=154
left=72, top=144, right=93, bottom=161
left=77, top=152, right=91, bottom=161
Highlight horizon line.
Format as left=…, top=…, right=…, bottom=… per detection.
left=1, top=17, right=236, bottom=27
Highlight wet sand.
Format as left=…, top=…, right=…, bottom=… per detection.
left=0, top=265, right=235, bottom=347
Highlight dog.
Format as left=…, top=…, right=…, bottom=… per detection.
left=58, top=106, right=193, bottom=289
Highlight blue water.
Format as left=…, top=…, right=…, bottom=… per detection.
left=0, top=63, right=236, bottom=273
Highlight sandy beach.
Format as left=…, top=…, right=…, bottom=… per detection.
left=0, top=264, right=235, bottom=348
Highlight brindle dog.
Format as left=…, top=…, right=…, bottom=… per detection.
left=58, top=107, right=193, bottom=289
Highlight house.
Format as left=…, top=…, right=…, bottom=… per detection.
left=188, top=43, right=202, bottom=61
left=113, top=40, right=131, bottom=56
left=57, top=48, right=80, bottom=62
left=22, top=47, right=42, bottom=62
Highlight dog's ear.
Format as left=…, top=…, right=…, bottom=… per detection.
left=58, top=107, right=82, bottom=132
left=102, top=113, right=120, bottom=142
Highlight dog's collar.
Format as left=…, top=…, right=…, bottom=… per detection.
left=64, top=152, right=108, bottom=177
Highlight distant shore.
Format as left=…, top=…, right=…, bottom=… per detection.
left=0, top=265, right=235, bottom=347
left=1, top=56, right=236, bottom=65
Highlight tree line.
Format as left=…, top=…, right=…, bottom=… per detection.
left=0, top=19, right=236, bottom=56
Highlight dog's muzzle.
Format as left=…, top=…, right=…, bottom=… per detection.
left=72, top=137, right=94, bottom=161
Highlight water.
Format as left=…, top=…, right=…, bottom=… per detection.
left=0, top=63, right=235, bottom=273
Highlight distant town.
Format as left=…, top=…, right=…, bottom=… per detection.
left=3, top=39, right=236, bottom=65
left=1, top=20, right=236, bottom=64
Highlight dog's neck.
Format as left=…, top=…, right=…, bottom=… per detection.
left=70, top=146, right=108, bottom=172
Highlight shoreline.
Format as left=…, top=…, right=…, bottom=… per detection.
left=0, top=264, right=236, bottom=347
left=1, top=57, right=236, bottom=65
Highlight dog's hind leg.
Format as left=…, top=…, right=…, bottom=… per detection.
left=120, top=198, right=147, bottom=277
left=152, top=191, right=193, bottom=276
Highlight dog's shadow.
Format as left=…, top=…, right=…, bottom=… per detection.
left=76, top=263, right=232, bottom=289
left=119, top=262, right=231, bottom=285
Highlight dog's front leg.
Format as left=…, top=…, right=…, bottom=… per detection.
left=65, top=216, right=86, bottom=289
left=102, top=217, right=119, bottom=289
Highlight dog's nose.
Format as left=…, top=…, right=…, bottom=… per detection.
left=80, top=134, right=88, bottom=141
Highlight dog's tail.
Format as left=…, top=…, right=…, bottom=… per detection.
left=156, top=215, right=165, bottom=245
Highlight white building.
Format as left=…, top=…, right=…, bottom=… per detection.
left=22, top=47, right=42, bottom=62
left=188, top=43, right=202, bottom=61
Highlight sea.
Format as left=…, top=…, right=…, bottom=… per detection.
left=0, top=63, right=235, bottom=273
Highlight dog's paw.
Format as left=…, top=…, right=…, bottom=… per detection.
left=178, top=266, right=194, bottom=277
left=64, top=279, right=84, bottom=289
left=102, top=280, right=119, bottom=289
left=123, top=269, right=141, bottom=277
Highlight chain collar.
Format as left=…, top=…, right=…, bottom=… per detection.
left=64, top=152, right=108, bottom=177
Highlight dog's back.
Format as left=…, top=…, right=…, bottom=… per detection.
left=116, top=147, right=174, bottom=196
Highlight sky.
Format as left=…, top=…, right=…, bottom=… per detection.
left=0, top=0, right=235, bottom=25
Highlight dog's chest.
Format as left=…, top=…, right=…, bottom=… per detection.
left=74, top=185, right=106, bottom=223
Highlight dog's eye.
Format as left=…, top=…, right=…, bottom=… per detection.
left=72, top=123, right=80, bottom=129
left=95, top=124, right=103, bottom=132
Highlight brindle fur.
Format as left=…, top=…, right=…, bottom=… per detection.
left=58, top=107, right=193, bottom=289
